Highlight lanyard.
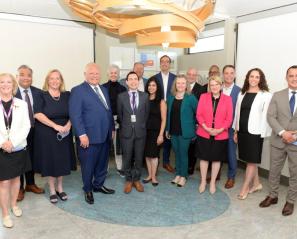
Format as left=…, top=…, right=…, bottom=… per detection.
left=0, top=98, right=14, bottom=132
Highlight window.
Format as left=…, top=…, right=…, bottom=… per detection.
left=188, top=27, right=225, bottom=54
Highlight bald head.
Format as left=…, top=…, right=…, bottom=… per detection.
left=186, top=67, right=198, bottom=84
left=84, top=62, right=101, bottom=86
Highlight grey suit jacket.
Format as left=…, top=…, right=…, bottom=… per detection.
left=267, top=88, right=297, bottom=149
left=117, top=91, right=150, bottom=138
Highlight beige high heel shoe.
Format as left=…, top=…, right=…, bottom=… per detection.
left=249, top=184, right=263, bottom=194
left=12, top=206, right=22, bottom=217
left=171, top=176, right=181, bottom=184
left=2, top=216, right=13, bottom=228
left=177, top=177, right=187, bottom=187
left=199, top=183, right=206, bottom=193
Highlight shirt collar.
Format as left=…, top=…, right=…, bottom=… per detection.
left=18, top=86, right=31, bottom=93
left=223, top=83, right=234, bottom=90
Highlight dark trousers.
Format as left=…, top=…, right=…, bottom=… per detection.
left=188, top=139, right=197, bottom=173
left=227, top=129, right=237, bottom=179
left=121, top=130, right=145, bottom=182
left=20, top=128, right=35, bottom=188
left=162, top=138, right=171, bottom=165
left=78, top=140, right=110, bottom=192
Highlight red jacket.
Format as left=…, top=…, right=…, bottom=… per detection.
left=196, top=92, right=233, bottom=140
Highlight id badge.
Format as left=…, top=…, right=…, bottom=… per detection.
left=131, top=114, right=136, bottom=123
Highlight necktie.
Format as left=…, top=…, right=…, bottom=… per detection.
left=94, top=86, right=109, bottom=110
left=24, top=89, right=34, bottom=126
left=290, top=91, right=296, bottom=115
left=131, top=92, right=136, bottom=111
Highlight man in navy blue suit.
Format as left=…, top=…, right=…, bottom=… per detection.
left=15, top=65, right=45, bottom=201
left=154, top=55, right=176, bottom=173
left=222, top=65, right=241, bottom=189
left=69, top=63, right=115, bottom=204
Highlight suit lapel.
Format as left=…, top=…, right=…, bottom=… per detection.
left=123, top=91, right=133, bottom=114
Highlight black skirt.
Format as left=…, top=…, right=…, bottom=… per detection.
left=0, top=149, right=31, bottom=181
left=144, top=130, right=161, bottom=158
left=196, top=136, right=228, bottom=162
left=238, top=132, right=263, bottom=164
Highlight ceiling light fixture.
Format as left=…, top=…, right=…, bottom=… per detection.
left=65, top=0, right=215, bottom=48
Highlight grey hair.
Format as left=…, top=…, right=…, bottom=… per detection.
left=107, top=64, right=120, bottom=78
left=17, top=65, right=33, bottom=74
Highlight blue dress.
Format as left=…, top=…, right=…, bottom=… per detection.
left=33, top=91, right=76, bottom=177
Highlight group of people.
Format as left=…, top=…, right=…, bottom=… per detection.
left=0, top=57, right=297, bottom=229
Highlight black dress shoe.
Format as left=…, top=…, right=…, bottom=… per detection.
left=85, top=192, right=94, bottom=204
left=152, top=182, right=159, bottom=187
left=94, top=186, right=115, bottom=194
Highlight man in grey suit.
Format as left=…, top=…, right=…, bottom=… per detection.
left=117, top=71, right=150, bottom=194
left=260, top=65, right=297, bottom=216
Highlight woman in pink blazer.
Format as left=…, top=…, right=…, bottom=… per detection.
left=196, top=76, right=233, bottom=194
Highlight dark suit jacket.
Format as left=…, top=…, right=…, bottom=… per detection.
left=15, top=86, right=43, bottom=113
left=69, top=82, right=114, bottom=144
left=191, top=82, right=207, bottom=101
left=117, top=91, right=150, bottom=138
left=154, top=72, right=176, bottom=100
left=229, top=84, right=241, bottom=119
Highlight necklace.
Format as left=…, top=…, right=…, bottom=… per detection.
left=50, top=93, right=61, bottom=101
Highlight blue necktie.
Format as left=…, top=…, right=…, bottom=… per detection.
left=94, top=86, right=109, bottom=110
left=289, top=91, right=296, bottom=115
left=131, top=92, right=136, bottom=111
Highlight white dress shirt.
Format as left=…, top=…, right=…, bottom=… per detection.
left=138, top=78, right=145, bottom=92
left=222, top=83, right=234, bottom=96
left=161, top=72, right=169, bottom=100
left=18, top=86, right=34, bottom=108
left=189, top=82, right=195, bottom=91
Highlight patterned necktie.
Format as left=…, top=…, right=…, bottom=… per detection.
left=24, top=89, right=34, bottom=126
left=94, top=86, right=109, bottom=110
left=131, top=92, right=136, bottom=111
left=290, top=91, right=296, bottom=115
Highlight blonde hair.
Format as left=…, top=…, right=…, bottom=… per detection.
left=43, top=69, right=65, bottom=92
left=171, top=74, right=191, bottom=96
left=0, top=73, right=18, bottom=96
left=207, top=75, right=223, bottom=92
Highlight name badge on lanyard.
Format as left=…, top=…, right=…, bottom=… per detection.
left=131, top=114, right=136, bottom=123
left=0, top=99, right=14, bottom=139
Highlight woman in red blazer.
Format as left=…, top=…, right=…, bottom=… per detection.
left=196, top=76, right=233, bottom=194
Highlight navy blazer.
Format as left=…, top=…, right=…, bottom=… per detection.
left=154, top=72, right=176, bottom=100
left=230, top=84, right=241, bottom=119
left=69, top=82, right=114, bottom=144
left=15, top=86, right=43, bottom=113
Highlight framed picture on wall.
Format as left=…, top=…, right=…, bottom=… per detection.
left=109, top=46, right=135, bottom=70
left=135, top=49, right=157, bottom=71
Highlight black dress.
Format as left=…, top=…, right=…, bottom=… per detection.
left=33, top=92, right=76, bottom=177
left=238, top=93, right=263, bottom=164
left=196, top=95, right=228, bottom=162
left=144, top=99, right=162, bottom=158
left=0, top=99, right=31, bottom=181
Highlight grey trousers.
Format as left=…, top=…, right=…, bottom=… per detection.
left=269, top=145, right=297, bottom=204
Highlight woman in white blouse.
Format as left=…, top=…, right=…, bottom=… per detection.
left=0, top=73, right=31, bottom=228
left=233, top=68, right=272, bottom=200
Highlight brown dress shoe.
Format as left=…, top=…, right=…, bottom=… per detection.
left=259, top=196, right=278, bottom=208
left=282, top=202, right=294, bottom=216
left=163, top=164, right=175, bottom=173
left=17, top=188, right=25, bottom=202
left=124, top=182, right=133, bottom=194
left=224, top=179, right=235, bottom=189
left=25, top=185, right=45, bottom=194
left=133, top=181, right=144, bottom=192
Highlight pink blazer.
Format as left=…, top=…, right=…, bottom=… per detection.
left=196, top=92, right=233, bottom=140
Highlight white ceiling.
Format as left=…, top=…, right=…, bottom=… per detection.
left=0, top=0, right=297, bottom=21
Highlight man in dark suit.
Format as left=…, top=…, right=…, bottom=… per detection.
left=117, top=71, right=150, bottom=193
left=260, top=65, right=297, bottom=216
left=15, top=65, right=44, bottom=201
left=222, top=65, right=241, bottom=189
left=186, top=67, right=207, bottom=175
left=154, top=55, right=176, bottom=173
left=69, top=63, right=115, bottom=204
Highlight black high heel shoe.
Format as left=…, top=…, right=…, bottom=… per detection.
left=142, top=179, right=152, bottom=184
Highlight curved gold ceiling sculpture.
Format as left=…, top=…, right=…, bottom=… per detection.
left=65, top=0, right=215, bottom=48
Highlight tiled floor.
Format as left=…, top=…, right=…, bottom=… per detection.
left=1, top=163, right=297, bottom=239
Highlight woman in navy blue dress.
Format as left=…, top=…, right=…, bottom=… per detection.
left=33, top=69, right=75, bottom=203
